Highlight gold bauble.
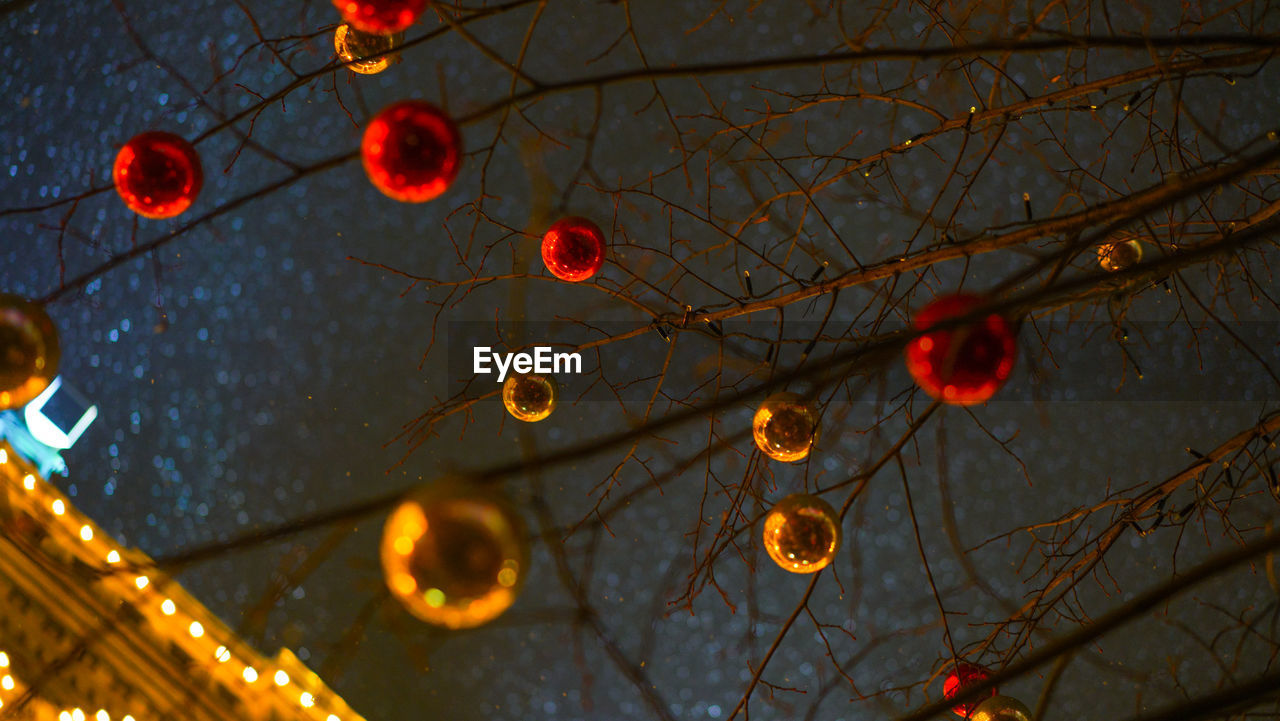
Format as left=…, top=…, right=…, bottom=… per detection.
left=380, top=483, right=530, bottom=629
left=0, top=293, right=60, bottom=410
left=751, top=392, right=818, bottom=462
left=502, top=373, right=557, bottom=422
left=762, top=493, right=841, bottom=573
left=1097, top=239, right=1143, bottom=272
left=970, top=695, right=1033, bottom=721
left=334, top=24, right=402, bottom=75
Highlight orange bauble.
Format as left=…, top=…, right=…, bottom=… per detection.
left=113, top=131, right=203, bottom=219
left=0, top=294, right=60, bottom=410
left=361, top=100, right=462, bottom=203
left=762, top=493, right=841, bottom=573
left=541, top=217, right=607, bottom=282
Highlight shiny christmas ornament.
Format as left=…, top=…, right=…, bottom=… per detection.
left=751, top=392, right=818, bottom=462
left=502, top=373, right=557, bottom=422
left=334, top=23, right=403, bottom=74
left=361, top=100, right=462, bottom=203
left=541, top=216, right=607, bottom=282
left=969, top=695, right=1033, bottom=721
left=0, top=294, right=60, bottom=411
left=905, top=293, right=1017, bottom=405
left=762, top=493, right=841, bottom=573
left=112, top=131, right=203, bottom=219
left=943, top=662, right=997, bottom=717
left=1097, top=238, right=1143, bottom=272
left=332, top=0, right=427, bottom=34
left=381, top=483, right=529, bottom=629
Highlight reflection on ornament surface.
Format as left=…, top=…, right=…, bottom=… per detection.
left=113, top=131, right=203, bottom=219
left=332, top=0, right=427, bottom=34
left=362, top=100, right=462, bottom=203
left=502, top=373, right=557, bottom=422
left=751, top=392, right=818, bottom=462
left=943, top=661, right=997, bottom=717
left=904, top=293, right=1016, bottom=405
left=334, top=24, right=402, bottom=74
left=0, top=294, right=60, bottom=411
left=1097, top=239, right=1143, bottom=271
left=381, top=483, right=529, bottom=629
left=762, top=493, right=841, bottom=573
left=969, top=695, right=1033, bottom=721
left=541, top=216, right=607, bottom=282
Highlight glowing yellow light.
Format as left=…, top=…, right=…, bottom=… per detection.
left=134, top=576, right=149, bottom=590
left=751, top=392, right=819, bottom=463
left=189, top=621, right=204, bottom=638
left=300, top=692, right=315, bottom=708
left=123, top=716, right=135, bottom=721
left=52, top=499, right=65, bottom=515
left=72, top=709, right=85, bottom=721
left=215, top=646, right=231, bottom=663
left=80, top=525, right=93, bottom=541
left=328, top=715, right=341, bottom=721
left=0, top=651, right=8, bottom=667
left=96, top=711, right=110, bottom=721
left=59, top=712, right=71, bottom=721
left=161, top=599, right=176, bottom=615
left=1, top=675, right=13, bottom=690
left=424, top=588, right=445, bottom=608
left=242, top=666, right=259, bottom=683
left=274, top=670, right=290, bottom=686
left=0, top=449, right=7, bottom=462
left=392, top=535, right=414, bottom=556
left=23, top=474, right=35, bottom=490
left=762, top=493, right=842, bottom=574
left=106, top=550, right=120, bottom=564
left=502, top=373, right=557, bottom=422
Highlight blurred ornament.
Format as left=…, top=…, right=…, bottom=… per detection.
left=1097, top=238, right=1143, bottom=272
left=905, top=293, right=1016, bottom=405
left=334, top=23, right=402, bottom=74
left=943, top=662, right=997, bottom=717
left=970, top=695, right=1033, bottom=721
left=362, top=100, right=462, bottom=203
left=113, top=131, right=203, bottom=219
left=762, top=493, right=841, bottom=573
left=332, top=0, right=426, bottom=34
left=752, top=392, right=818, bottom=462
left=502, top=373, right=557, bottom=422
left=381, top=482, right=529, bottom=629
left=0, top=294, right=59, bottom=411
left=541, top=216, right=607, bottom=282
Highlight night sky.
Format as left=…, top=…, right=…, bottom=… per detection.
left=3, top=2, right=1280, bottom=721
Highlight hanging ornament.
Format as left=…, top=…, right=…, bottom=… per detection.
left=361, top=100, right=462, bottom=203
left=905, top=293, right=1017, bottom=405
left=502, top=373, right=557, bottom=422
left=0, top=294, right=60, bottom=411
left=541, top=216, right=607, bottom=282
left=969, top=695, right=1033, bottom=721
left=1097, top=239, right=1143, bottom=272
left=943, top=662, right=997, bottom=717
left=334, top=23, right=403, bottom=75
left=752, top=392, right=818, bottom=462
left=112, top=131, right=203, bottom=219
left=381, top=482, right=530, bottom=629
left=762, top=493, right=841, bottom=573
left=332, top=0, right=427, bottom=35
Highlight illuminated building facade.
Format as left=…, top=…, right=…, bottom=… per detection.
left=0, top=441, right=366, bottom=721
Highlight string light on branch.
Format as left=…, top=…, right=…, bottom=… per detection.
left=541, top=217, right=607, bottom=282
left=1097, top=239, right=1143, bottom=272
left=112, top=131, right=203, bottom=219
left=361, top=100, right=462, bottom=203
left=943, top=661, right=997, bottom=717
left=334, top=24, right=403, bottom=74
left=905, top=293, right=1017, bottom=405
left=762, top=493, right=841, bottom=573
left=0, top=294, right=60, bottom=410
left=380, top=482, right=529, bottom=629
left=332, top=0, right=427, bottom=34
left=752, top=392, right=818, bottom=462
left=502, top=373, right=557, bottom=422
left=970, top=695, right=1034, bottom=721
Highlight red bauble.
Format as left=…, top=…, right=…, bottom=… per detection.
left=541, top=217, right=607, bottom=282
left=905, top=293, right=1016, bottom=405
left=112, top=131, right=203, bottom=219
left=361, top=100, right=462, bottom=203
left=943, top=662, right=997, bottom=717
left=333, top=0, right=427, bottom=34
